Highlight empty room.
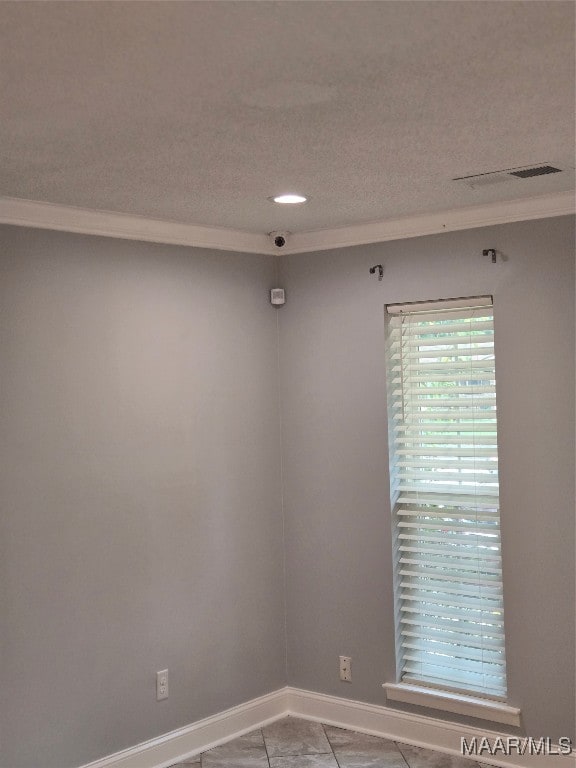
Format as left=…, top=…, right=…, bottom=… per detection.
left=0, top=3, right=574, bottom=768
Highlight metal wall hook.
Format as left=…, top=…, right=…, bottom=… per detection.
left=369, top=264, right=384, bottom=281
left=483, top=248, right=497, bottom=263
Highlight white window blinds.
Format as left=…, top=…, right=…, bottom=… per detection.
left=385, top=296, right=507, bottom=700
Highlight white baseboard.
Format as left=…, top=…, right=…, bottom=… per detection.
left=79, top=686, right=575, bottom=768
left=287, top=687, right=575, bottom=768
left=80, top=688, right=287, bottom=768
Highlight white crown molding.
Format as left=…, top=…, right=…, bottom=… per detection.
left=285, top=191, right=576, bottom=254
left=77, top=685, right=575, bottom=768
left=0, top=192, right=573, bottom=256
left=0, top=196, right=272, bottom=255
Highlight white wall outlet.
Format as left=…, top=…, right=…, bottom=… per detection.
left=156, top=669, right=169, bottom=701
left=339, top=655, right=352, bottom=682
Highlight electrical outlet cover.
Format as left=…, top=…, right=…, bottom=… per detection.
left=156, top=669, right=169, bottom=700
left=339, top=655, right=352, bottom=682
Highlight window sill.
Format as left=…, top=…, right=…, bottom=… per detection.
left=383, top=683, right=521, bottom=727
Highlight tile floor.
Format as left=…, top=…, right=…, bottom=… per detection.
left=168, top=716, right=490, bottom=768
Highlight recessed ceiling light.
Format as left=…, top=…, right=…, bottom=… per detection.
left=270, top=194, right=308, bottom=204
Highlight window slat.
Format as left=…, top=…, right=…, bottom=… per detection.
left=386, top=299, right=507, bottom=700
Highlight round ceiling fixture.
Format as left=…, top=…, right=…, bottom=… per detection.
left=270, top=194, right=308, bottom=204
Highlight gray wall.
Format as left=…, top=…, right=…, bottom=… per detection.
left=0, top=226, right=286, bottom=768
left=279, top=216, right=575, bottom=743
left=1, top=216, right=574, bottom=768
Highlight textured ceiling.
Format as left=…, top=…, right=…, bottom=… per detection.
left=1, top=1, right=574, bottom=234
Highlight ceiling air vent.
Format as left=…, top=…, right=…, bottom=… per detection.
left=454, top=164, right=564, bottom=189
left=509, top=165, right=562, bottom=178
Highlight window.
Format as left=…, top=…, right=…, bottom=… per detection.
left=385, top=295, right=507, bottom=701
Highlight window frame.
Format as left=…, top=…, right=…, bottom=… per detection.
left=384, top=295, right=509, bottom=706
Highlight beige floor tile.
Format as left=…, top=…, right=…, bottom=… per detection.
left=397, top=743, right=482, bottom=768
left=263, top=718, right=332, bottom=757
left=324, top=725, right=408, bottom=767
left=269, top=755, right=340, bottom=768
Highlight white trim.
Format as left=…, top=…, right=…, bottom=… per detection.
left=77, top=686, right=574, bottom=768
left=0, top=192, right=573, bottom=256
left=79, top=688, right=287, bottom=768
left=286, top=687, right=574, bottom=768
left=285, top=191, right=575, bottom=254
left=386, top=294, right=493, bottom=314
left=383, top=683, right=520, bottom=728
left=0, top=197, right=272, bottom=256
